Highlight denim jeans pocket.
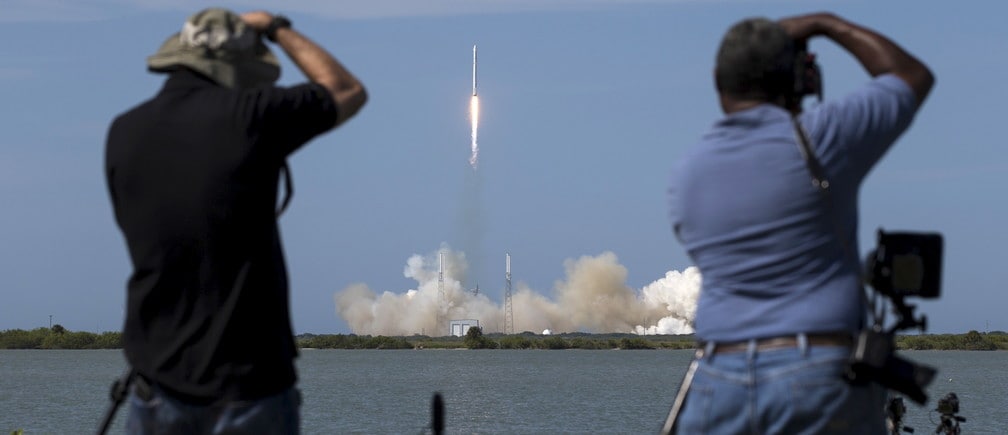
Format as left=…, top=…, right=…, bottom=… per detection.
left=787, top=372, right=885, bottom=434
left=676, top=383, right=713, bottom=435
left=214, top=387, right=301, bottom=434
left=788, top=375, right=850, bottom=433
left=677, top=366, right=751, bottom=435
left=126, top=388, right=166, bottom=434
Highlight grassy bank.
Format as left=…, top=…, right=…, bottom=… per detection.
left=3, top=327, right=1006, bottom=350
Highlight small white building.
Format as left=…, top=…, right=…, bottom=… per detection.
left=449, top=319, right=481, bottom=337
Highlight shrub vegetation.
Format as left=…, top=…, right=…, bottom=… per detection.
left=896, top=330, right=1005, bottom=351
left=0, top=327, right=121, bottom=349
left=3, top=328, right=1005, bottom=350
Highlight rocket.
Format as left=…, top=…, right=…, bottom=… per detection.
left=472, top=44, right=478, bottom=96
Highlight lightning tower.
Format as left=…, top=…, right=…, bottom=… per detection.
left=438, top=251, right=445, bottom=336
left=504, top=253, right=514, bottom=334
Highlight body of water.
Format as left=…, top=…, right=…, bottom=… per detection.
left=1, top=349, right=1004, bottom=434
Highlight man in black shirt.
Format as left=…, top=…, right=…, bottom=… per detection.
left=105, top=8, right=366, bottom=433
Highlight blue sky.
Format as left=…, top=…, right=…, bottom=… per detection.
left=1, top=0, right=1005, bottom=335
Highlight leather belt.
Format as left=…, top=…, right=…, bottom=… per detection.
left=707, top=332, right=853, bottom=355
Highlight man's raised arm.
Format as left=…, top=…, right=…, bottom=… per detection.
left=243, top=11, right=368, bottom=126
left=779, top=12, right=934, bottom=104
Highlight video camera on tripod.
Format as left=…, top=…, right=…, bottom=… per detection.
left=934, top=392, right=966, bottom=434
left=885, top=396, right=912, bottom=434
left=846, top=229, right=944, bottom=405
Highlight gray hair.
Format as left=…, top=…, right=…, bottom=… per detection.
left=714, top=17, right=796, bottom=101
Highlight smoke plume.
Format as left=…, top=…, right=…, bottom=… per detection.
left=333, top=246, right=701, bottom=336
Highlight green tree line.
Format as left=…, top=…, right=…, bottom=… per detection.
left=0, top=327, right=121, bottom=349
left=3, top=327, right=1006, bottom=350
left=896, top=330, right=1006, bottom=351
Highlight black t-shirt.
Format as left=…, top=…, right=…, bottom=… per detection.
left=105, top=69, right=338, bottom=402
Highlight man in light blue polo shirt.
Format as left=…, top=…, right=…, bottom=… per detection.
left=667, top=13, right=933, bottom=434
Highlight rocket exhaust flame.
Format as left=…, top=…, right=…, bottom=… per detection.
left=469, top=95, right=479, bottom=170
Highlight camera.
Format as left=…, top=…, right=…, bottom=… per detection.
left=864, top=230, right=943, bottom=299
left=846, top=229, right=944, bottom=405
left=793, top=40, right=823, bottom=102
left=885, top=396, right=913, bottom=434
left=936, top=392, right=959, bottom=415
left=935, top=392, right=966, bottom=434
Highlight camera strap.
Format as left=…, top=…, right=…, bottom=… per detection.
left=790, top=116, right=851, bottom=254
left=791, top=116, right=877, bottom=324
left=790, top=116, right=830, bottom=192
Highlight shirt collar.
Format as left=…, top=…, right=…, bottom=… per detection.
left=716, top=104, right=791, bottom=129
left=161, top=67, right=219, bottom=92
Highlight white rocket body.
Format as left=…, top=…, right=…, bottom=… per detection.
left=472, top=45, right=478, bottom=96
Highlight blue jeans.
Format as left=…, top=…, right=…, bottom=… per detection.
left=676, top=338, right=886, bottom=435
left=126, top=381, right=301, bottom=435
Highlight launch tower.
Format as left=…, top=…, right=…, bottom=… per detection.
left=504, top=253, right=514, bottom=334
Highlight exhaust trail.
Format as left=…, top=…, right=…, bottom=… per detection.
left=469, top=44, right=479, bottom=170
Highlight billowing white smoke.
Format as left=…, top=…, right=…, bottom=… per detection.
left=333, top=246, right=701, bottom=336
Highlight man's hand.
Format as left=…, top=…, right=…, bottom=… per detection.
left=241, top=11, right=273, bottom=33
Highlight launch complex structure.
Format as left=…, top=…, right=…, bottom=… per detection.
left=438, top=252, right=515, bottom=336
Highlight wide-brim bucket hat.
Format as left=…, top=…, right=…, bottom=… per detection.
left=147, top=8, right=280, bottom=88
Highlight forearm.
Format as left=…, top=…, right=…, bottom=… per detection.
left=273, top=27, right=368, bottom=125
left=814, top=15, right=914, bottom=74
left=784, top=13, right=934, bottom=103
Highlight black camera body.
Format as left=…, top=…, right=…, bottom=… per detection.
left=937, top=392, right=959, bottom=415
left=864, top=230, right=943, bottom=299
left=792, top=40, right=823, bottom=104
left=846, top=229, right=944, bottom=405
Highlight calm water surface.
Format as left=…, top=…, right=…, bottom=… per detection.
left=1, top=349, right=1004, bottom=434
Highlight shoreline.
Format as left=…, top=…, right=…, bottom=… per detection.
left=3, top=328, right=1005, bottom=351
